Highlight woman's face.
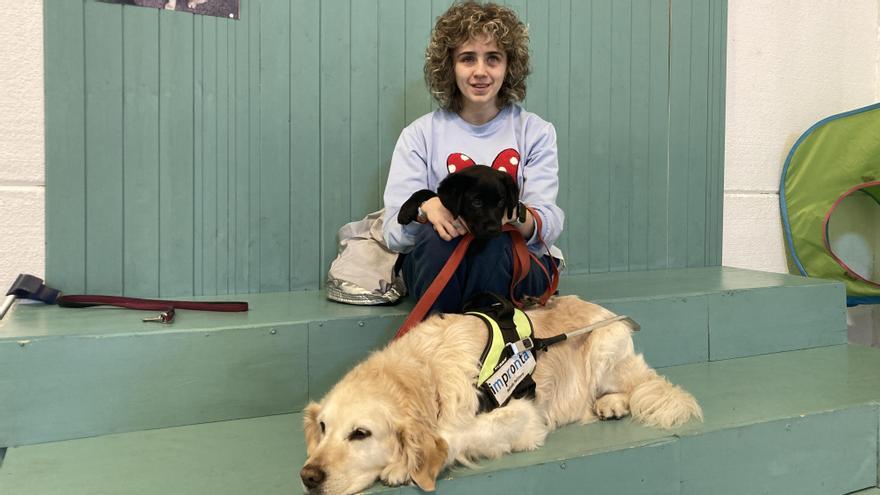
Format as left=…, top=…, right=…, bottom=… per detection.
left=453, top=36, right=507, bottom=112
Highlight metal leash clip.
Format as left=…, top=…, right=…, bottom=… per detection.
left=506, top=337, right=535, bottom=355
left=143, top=309, right=175, bottom=324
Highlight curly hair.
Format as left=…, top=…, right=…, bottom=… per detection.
left=424, top=1, right=531, bottom=113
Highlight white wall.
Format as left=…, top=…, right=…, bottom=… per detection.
left=1, top=2, right=878, bottom=342
left=0, top=2, right=45, bottom=292
left=723, top=0, right=880, bottom=343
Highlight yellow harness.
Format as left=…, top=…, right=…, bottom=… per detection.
left=467, top=302, right=538, bottom=412
left=470, top=308, right=534, bottom=386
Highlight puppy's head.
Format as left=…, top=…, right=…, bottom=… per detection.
left=437, top=166, right=519, bottom=239
left=300, top=367, right=448, bottom=494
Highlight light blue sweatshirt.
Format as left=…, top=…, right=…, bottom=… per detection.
left=382, top=104, right=564, bottom=259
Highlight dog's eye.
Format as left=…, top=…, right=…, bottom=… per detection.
left=472, top=198, right=483, bottom=208
left=319, top=421, right=325, bottom=434
left=348, top=428, right=372, bottom=441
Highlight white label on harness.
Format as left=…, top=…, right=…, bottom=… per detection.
left=484, top=350, right=536, bottom=406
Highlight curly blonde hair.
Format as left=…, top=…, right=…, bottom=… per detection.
left=425, top=1, right=530, bottom=113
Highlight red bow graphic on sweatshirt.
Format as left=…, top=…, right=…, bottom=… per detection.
left=446, top=148, right=520, bottom=178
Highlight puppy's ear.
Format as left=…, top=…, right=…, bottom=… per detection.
left=302, top=402, right=323, bottom=455
left=395, top=420, right=448, bottom=492
left=501, top=173, right=519, bottom=219
left=437, top=173, right=471, bottom=218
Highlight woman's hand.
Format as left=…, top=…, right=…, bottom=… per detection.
left=420, top=197, right=469, bottom=241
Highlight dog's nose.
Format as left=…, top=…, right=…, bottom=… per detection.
left=300, top=464, right=326, bottom=489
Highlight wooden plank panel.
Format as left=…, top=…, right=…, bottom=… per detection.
left=680, top=406, right=878, bottom=495
left=307, top=316, right=403, bottom=400
left=404, top=1, right=432, bottom=125
left=320, top=0, right=352, bottom=279
left=608, top=0, right=632, bottom=271
left=602, top=295, right=709, bottom=368
left=44, top=0, right=729, bottom=295
left=588, top=1, right=612, bottom=273
left=524, top=0, right=549, bottom=117
left=349, top=1, right=379, bottom=219
left=708, top=285, right=847, bottom=361
left=158, top=9, right=195, bottom=297
left=667, top=0, right=692, bottom=268
left=122, top=6, right=160, bottom=297
left=233, top=4, right=250, bottom=293
left=201, top=18, right=219, bottom=295
left=628, top=0, right=652, bottom=271
left=216, top=21, right=230, bottom=294
left=44, top=1, right=86, bottom=292
left=193, top=16, right=205, bottom=295
left=247, top=0, right=262, bottom=292
left=377, top=0, right=406, bottom=204
left=647, top=0, right=670, bottom=269
left=546, top=0, right=571, bottom=258
left=686, top=0, right=710, bottom=267
left=0, top=324, right=308, bottom=446
left=289, top=0, right=321, bottom=290
left=565, top=0, right=591, bottom=274
left=706, top=0, right=727, bottom=266
left=428, top=440, right=680, bottom=495
left=84, top=1, right=124, bottom=294
left=259, top=0, right=291, bottom=292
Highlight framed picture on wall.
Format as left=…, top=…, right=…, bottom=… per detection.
left=101, top=0, right=240, bottom=19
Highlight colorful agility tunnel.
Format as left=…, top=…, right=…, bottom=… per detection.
left=780, top=103, right=880, bottom=305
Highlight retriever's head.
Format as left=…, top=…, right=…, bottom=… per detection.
left=438, top=166, right=519, bottom=239
left=300, top=368, right=448, bottom=494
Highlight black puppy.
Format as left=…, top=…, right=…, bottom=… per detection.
left=397, top=166, right=519, bottom=239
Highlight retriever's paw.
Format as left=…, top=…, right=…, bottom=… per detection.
left=380, top=465, right=409, bottom=487
left=595, top=393, right=630, bottom=420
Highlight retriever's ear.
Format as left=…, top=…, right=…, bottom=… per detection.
left=395, top=420, right=448, bottom=492
left=302, top=402, right=322, bottom=455
left=437, top=172, right=471, bottom=218
left=501, top=173, right=519, bottom=219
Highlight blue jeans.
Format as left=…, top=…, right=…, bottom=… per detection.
left=400, top=226, right=556, bottom=315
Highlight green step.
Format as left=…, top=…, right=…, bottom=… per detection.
left=2, top=345, right=876, bottom=495
left=0, top=267, right=845, bottom=447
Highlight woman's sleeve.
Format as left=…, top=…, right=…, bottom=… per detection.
left=382, top=126, right=430, bottom=253
left=521, top=122, right=565, bottom=249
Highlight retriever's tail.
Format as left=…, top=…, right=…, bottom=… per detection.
left=629, top=375, right=703, bottom=429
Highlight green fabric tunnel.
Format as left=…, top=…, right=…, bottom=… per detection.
left=780, top=103, right=880, bottom=305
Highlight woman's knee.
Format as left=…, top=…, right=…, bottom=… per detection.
left=467, top=235, right=514, bottom=269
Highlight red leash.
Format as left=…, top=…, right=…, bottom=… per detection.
left=395, top=207, right=558, bottom=339
left=57, top=295, right=248, bottom=323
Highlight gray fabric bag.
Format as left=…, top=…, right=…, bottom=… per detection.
left=325, top=209, right=406, bottom=305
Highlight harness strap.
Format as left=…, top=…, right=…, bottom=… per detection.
left=394, top=233, right=475, bottom=338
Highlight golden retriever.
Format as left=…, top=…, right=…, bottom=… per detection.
left=300, top=296, right=702, bottom=494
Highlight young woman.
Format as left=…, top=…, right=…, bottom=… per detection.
left=382, top=1, right=564, bottom=314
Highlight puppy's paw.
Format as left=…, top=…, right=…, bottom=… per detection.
left=397, top=189, right=437, bottom=225
left=595, top=393, right=630, bottom=420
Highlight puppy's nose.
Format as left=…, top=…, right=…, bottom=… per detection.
left=300, top=464, right=326, bottom=489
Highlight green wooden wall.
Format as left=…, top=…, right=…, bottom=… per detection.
left=44, top=0, right=727, bottom=297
